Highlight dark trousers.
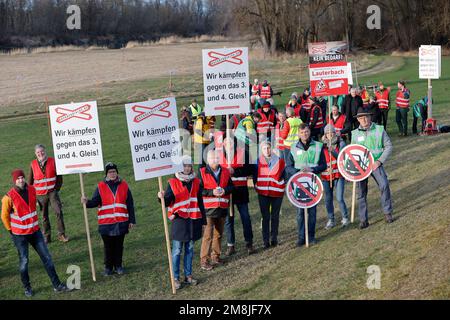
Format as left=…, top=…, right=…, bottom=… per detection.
left=396, top=108, right=409, bottom=135
left=11, top=231, right=61, bottom=289
left=101, top=234, right=126, bottom=270
left=257, top=195, right=283, bottom=246
left=225, top=203, right=254, bottom=246
left=37, top=191, right=66, bottom=237
left=296, top=206, right=317, bottom=245
left=412, top=105, right=428, bottom=134
left=380, top=108, right=389, bottom=130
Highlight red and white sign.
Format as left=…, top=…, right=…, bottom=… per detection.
left=308, top=41, right=348, bottom=97
left=125, top=97, right=183, bottom=181
left=337, top=145, right=374, bottom=182
left=49, top=101, right=104, bottom=175
left=419, top=45, right=441, bottom=79
left=202, top=47, right=250, bottom=116
left=286, top=172, right=323, bottom=209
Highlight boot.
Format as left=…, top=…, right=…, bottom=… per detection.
left=385, top=214, right=394, bottom=224
left=225, top=245, right=236, bottom=257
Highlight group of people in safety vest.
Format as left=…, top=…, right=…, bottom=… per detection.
left=1, top=144, right=136, bottom=297
left=2, top=78, right=408, bottom=296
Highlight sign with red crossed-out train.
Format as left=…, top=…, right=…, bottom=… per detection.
left=308, top=41, right=349, bottom=97
left=286, top=172, right=323, bottom=209
left=337, top=144, right=374, bottom=182
left=49, top=101, right=104, bottom=175
left=202, top=47, right=250, bottom=116
left=125, top=97, right=183, bottom=181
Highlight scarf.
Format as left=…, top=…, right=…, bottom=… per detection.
left=175, top=171, right=196, bottom=183
left=322, top=135, right=339, bottom=148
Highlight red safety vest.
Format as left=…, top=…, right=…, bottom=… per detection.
left=7, top=186, right=40, bottom=235
left=167, top=178, right=202, bottom=221
left=251, top=84, right=261, bottom=96
left=31, top=157, right=57, bottom=196
left=375, top=90, right=390, bottom=109
left=218, top=148, right=247, bottom=187
left=231, top=115, right=242, bottom=130
left=310, top=105, right=324, bottom=129
left=97, top=181, right=129, bottom=225
left=200, top=167, right=231, bottom=209
left=257, top=109, right=276, bottom=134
left=321, top=145, right=342, bottom=181
left=255, top=155, right=286, bottom=198
left=214, top=131, right=224, bottom=150
left=361, top=89, right=369, bottom=108
left=275, top=122, right=288, bottom=151
left=260, top=85, right=272, bottom=99
left=327, top=114, right=347, bottom=134
left=396, top=89, right=410, bottom=108
left=301, top=97, right=312, bottom=113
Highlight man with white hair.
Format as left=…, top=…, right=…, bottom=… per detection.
left=29, top=144, right=68, bottom=244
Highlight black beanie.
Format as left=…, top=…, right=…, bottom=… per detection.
left=105, top=162, right=118, bottom=175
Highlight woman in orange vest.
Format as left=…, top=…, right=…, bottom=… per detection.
left=254, top=140, right=286, bottom=249
left=321, top=125, right=349, bottom=230
left=2, top=169, right=70, bottom=297
left=158, top=155, right=206, bottom=289
left=326, top=105, right=351, bottom=142
left=82, top=163, right=136, bottom=276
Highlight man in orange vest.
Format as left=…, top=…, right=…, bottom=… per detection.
left=29, top=144, right=68, bottom=244
left=309, top=100, right=325, bottom=141
left=2, top=169, right=70, bottom=297
left=257, top=101, right=277, bottom=141
left=259, top=80, right=274, bottom=106
left=82, top=163, right=136, bottom=276
left=375, top=81, right=391, bottom=130
left=199, top=150, right=234, bottom=270
left=395, top=80, right=411, bottom=136
left=250, top=79, right=262, bottom=110
left=326, top=105, right=351, bottom=142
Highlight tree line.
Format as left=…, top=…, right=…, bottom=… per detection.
left=0, top=0, right=449, bottom=52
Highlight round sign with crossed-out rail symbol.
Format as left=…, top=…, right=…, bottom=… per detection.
left=286, top=172, right=323, bottom=209
left=337, top=145, right=374, bottom=182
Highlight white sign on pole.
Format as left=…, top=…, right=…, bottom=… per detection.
left=347, top=63, right=354, bottom=85
left=202, top=47, right=250, bottom=116
left=49, top=101, right=104, bottom=175
left=125, top=97, right=183, bottom=181
left=419, top=45, right=441, bottom=79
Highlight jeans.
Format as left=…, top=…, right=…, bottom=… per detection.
left=172, top=240, right=194, bottom=280
left=296, top=206, right=317, bottom=245
left=396, top=108, right=409, bottom=135
left=101, top=234, right=126, bottom=270
left=37, top=191, right=66, bottom=237
left=11, top=231, right=61, bottom=289
left=357, top=166, right=393, bottom=222
left=257, top=195, right=283, bottom=245
left=322, top=178, right=349, bottom=222
left=225, top=203, right=254, bottom=247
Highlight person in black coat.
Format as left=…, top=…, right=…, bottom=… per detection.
left=158, top=155, right=206, bottom=289
left=342, top=88, right=364, bottom=137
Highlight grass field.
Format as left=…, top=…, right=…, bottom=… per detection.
left=0, top=49, right=449, bottom=300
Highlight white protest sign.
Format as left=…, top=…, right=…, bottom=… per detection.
left=419, top=45, right=441, bottom=79
left=348, top=63, right=354, bottom=85
left=202, top=47, right=250, bottom=116
left=125, top=97, right=183, bottom=181
left=49, top=101, right=104, bottom=175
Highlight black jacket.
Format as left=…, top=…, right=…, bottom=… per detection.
left=161, top=178, right=206, bottom=242
left=86, top=178, right=136, bottom=236
left=343, top=94, right=363, bottom=122
left=198, top=165, right=234, bottom=218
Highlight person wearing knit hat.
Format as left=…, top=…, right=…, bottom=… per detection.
left=29, top=144, right=68, bottom=244
left=82, top=162, right=136, bottom=276
left=2, top=169, right=70, bottom=297
left=158, top=154, right=206, bottom=289
left=321, top=125, right=350, bottom=230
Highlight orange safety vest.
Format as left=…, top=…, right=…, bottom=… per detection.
left=310, top=105, right=324, bottom=129
left=327, top=114, right=347, bottom=134
left=375, top=90, right=390, bottom=109
left=7, top=186, right=40, bottom=235
left=301, top=97, right=312, bottom=113
left=167, top=178, right=202, bottom=220
left=260, top=85, right=272, bottom=99
left=218, top=148, right=247, bottom=187
left=396, top=89, right=410, bottom=108
left=321, top=145, right=342, bottom=181
left=200, top=167, right=231, bottom=209
left=97, top=181, right=129, bottom=225
left=31, top=157, right=57, bottom=195
left=257, top=109, right=276, bottom=134
left=361, top=89, right=370, bottom=108
left=255, top=155, right=286, bottom=198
